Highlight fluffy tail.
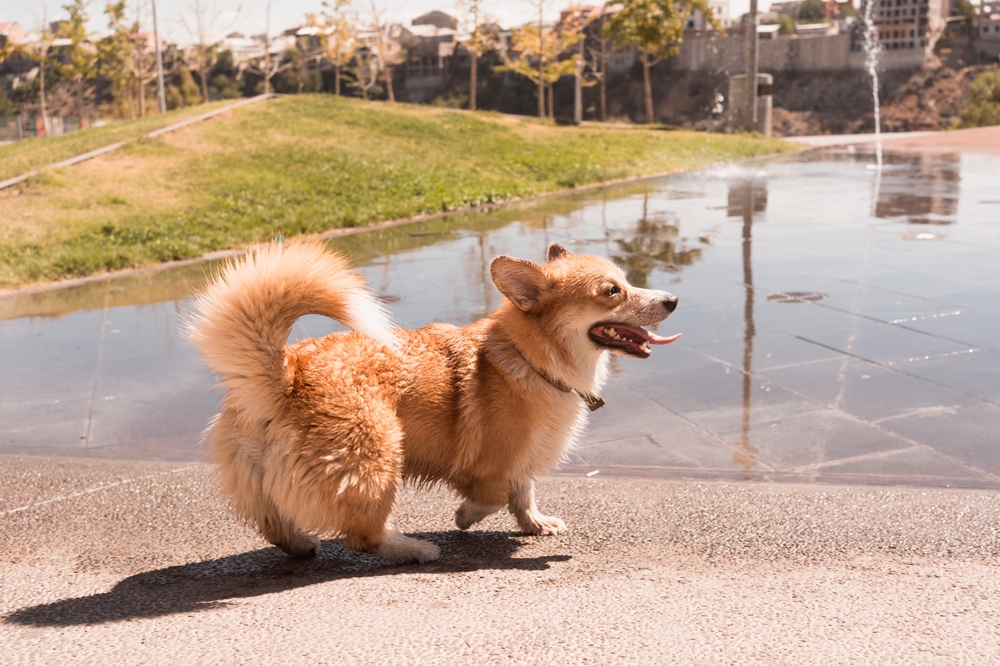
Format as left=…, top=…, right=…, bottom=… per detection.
left=187, top=240, right=397, bottom=425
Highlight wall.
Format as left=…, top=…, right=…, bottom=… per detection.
left=676, top=30, right=927, bottom=72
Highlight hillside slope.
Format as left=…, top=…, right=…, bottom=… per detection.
left=0, top=95, right=790, bottom=289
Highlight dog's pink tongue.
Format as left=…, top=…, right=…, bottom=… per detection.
left=647, top=332, right=682, bottom=345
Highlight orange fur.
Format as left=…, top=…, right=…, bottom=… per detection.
left=188, top=239, right=678, bottom=563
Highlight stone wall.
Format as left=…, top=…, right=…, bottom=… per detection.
left=676, top=30, right=927, bottom=73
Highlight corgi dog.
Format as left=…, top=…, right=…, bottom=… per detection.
left=188, top=240, right=679, bottom=564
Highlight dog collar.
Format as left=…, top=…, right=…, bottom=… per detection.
left=509, top=342, right=605, bottom=411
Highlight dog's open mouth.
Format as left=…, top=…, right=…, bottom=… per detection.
left=588, top=323, right=682, bottom=358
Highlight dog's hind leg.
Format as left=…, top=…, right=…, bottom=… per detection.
left=455, top=499, right=503, bottom=530
left=255, top=499, right=322, bottom=558
left=508, top=478, right=566, bottom=536
left=329, top=406, right=440, bottom=565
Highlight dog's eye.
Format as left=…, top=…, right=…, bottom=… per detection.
left=606, top=285, right=621, bottom=297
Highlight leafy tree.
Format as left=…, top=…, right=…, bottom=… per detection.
left=101, top=2, right=141, bottom=118
left=777, top=16, right=795, bottom=34
left=956, top=70, right=1000, bottom=128
left=166, top=65, right=203, bottom=108
left=209, top=49, right=244, bottom=98
left=308, top=0, right=355, bottom=96
left=0, top=18, right=53, bottom=119
left=951, top=0, right=976, bottom=17
left=0, top=87, right=13, bottom=115
left=605, top=0, right=720, bottom=124
left=456, top=0, right=497, bottom=111
left=55, top=0, right=100, bottom=117
left=797, top=0, right=826, bottom=21
left=500, top=8, right=583, bottom=117
left=275, top=47, right=321, bottom=94
left=179, top=0, right=235, bottom=103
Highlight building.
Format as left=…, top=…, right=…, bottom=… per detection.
left=688, top=0, right=734, bottom=29
left=412, top=11, right=459, bottom=31
left=856, top=0, right=950, bottom=54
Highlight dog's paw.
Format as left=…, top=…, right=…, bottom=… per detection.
left=455, top=500, right=502, bottom=530
left=518, top=513, right=567, bottom=536
left=278, top=533, right=322, bottom=559
left=375, top=530, right=441, bottom=565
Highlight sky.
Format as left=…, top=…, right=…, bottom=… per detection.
left=5, top=0, right=768, bottom=45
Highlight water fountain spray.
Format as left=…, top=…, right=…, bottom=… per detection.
left=862, top=0, right=883, bottom=170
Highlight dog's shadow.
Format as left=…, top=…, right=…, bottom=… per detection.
left=5, top=530, right=570, bottom=627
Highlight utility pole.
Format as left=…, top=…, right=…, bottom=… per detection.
left=744, top=0, right=759, bottom=130
left=152, top=0, right=167, bottom=114
left=39, top=7, right=48, bottom=125
left=573, top=28, right=584, bottom=124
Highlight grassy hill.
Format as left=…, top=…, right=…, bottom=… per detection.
left=0, top=95, right=793, bottom=289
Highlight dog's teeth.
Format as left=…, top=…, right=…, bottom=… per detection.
left=606, top=327, right=617, bottom=337
left=641, top=343, right=651, bottom=353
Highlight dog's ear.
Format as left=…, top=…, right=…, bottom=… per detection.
left=491, top=256, right=549, bottom=313
left=547, top=243, right=571, bottom=262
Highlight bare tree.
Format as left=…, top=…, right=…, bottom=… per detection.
left=367, top=0, right=397, bottom=102
left=247, top=0, right=291, bottom=94
left=348, top=45, right=379, bottom=100
left=178, top=0, right=240, bottom=103
left=584, top=7, right=611, bottom=122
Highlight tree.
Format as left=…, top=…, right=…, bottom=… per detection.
left=583, top=7, right=612, bottom=121
left=797, top=0, right=825, bottom=21
left=55, top=0, right=101, bottom=118
left=367, top=0, right=398, bottom=103
left=605, top=0, right=720, bottom=124
left=179, top=0, right=237, bottom=103
left=501, top=7, right=583, bottom=117
left=956, top=70, right=1000, bottom=128
left=0, top=11, right=53, bottom=120
left=101, top=2, right=140, bottom=118
left=347, top=45, right=379, bottom=100
left=101, top=1, right=157, bottom=118
left=455, top=0, right=496, bottom=111
left=308, top=0, right=355, bottom=96
left=247, top=0, right=291, bottom=94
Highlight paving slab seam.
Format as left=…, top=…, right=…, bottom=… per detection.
left=794, top=334, right=1000, bottom=410
left=0, top=465, right=195, bottom=518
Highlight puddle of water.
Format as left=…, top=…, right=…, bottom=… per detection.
left=2, top=148, right=999, bottom=487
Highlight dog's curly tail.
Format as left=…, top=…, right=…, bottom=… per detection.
left=186, top=239, right=397, bottom=425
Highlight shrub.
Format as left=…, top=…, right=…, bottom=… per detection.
left=955, top=70, right=1000, bottom=128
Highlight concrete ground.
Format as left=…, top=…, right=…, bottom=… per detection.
left=2, top=455, right=1000, bottom=665
left=789, top=125, right=1000, bottom=155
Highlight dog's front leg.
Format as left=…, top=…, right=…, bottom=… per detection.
left=508, top=478, right=566, bottom=536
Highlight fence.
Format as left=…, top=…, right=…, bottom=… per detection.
left=0, top=116, right=117, bottom=143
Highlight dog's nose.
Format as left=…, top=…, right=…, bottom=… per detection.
left=663, top=295, right=678, bottom=312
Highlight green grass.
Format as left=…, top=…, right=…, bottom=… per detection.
left=0, top=96, right=794, bottom=288
left=0, top=100, right=235, bottom=182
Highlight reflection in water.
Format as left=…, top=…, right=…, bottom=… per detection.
left=728, top=180, right=767, bottom=474
left=611, top=193, right=704, bottom=288
left=873, top=152, right=960, bottom=224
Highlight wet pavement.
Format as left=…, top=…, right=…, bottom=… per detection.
left=2, top=146, right=999, bottom=488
